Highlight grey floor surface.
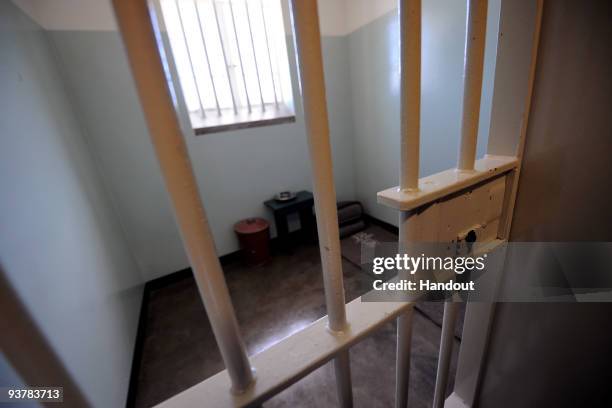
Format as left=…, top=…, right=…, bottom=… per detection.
left=134, top=225, right=460, bottom=407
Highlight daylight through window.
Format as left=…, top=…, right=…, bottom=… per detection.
left=158, top=0, right=294, bottom=133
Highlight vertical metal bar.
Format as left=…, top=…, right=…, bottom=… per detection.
left=290, top=1, right=352, bottom=406
left=213, top=0, right=238, bottom=114
left=457, top=0, right=488, bottom=171
left=396, top=1, right=421, bottom=406
left=290, top=0, right=347, bottom=339
left=433, top=301, right=459, bottom=408
left=174, top=0, right=206, bottom=117
left=334, top=350, right=353, bottom=407
left=399, top=0, right=421, bottom=192
left=112, top=0, right=254, bottom=393
left=260, top=0, right=279, bottom=108
left=245, top=0, right=266, bottom=111
left=395, top=308, right=415, bottom=408
left=396, top=211, right=419, bottom=408
left=194, top=0, right=221, bottom=116
left=228, top=0, right=252, bottom=113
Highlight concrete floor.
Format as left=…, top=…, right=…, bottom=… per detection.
left=133, top=226, right=460, bottom=407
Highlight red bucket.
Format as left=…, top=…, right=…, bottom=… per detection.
left=234, top=218, right=270, bottom=266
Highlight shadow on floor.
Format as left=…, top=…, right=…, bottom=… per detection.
left=133, top=225, right=461, bottom=407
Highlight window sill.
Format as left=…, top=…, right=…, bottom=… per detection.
left=190, top=105, right=296, bottom=135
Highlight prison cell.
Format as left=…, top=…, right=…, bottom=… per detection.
left=111, top=0, right=543, bottom=406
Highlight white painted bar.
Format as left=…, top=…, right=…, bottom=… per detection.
left=174, top=0, right=205, bottom=117
left=290, top=1, right=352, bottom=405
left=260, top=0, right=279, bottom=108
left=112, top=0, right=254, bottom=393
left=290, top=0, right=347, bottom=336
left=228, top=0, right=252, bottom=112
left=244, top=0, right=266, bottom=111
left=432, top=301, right=459, bottom=408
left=490, top=0, right=544, bottom=240
left=334, top=349, right=353, bottom=407
left=378, top=155, right=518, bottom=211
left=396, top=1, right=422, bottom=404
left=213, top=0, right=238, bottom=114
left=457, top=0, right=488, bottom=171
left=155, top=298, right=414, bottom=408
left=399, top=0, right=421, bottom=191
left=194, top=0, right=221, bottom=116
left=395, top=207, right=422, bottom=408
left=395, top=308, right=414, bottom=408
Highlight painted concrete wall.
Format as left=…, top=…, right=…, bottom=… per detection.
left=348, top=0, right=500, bottom=225
left=13, top=0, right=349, bottom=34
left=49, top=29, right=355, bottom=279
left=0, top=2, right=143, bottom=406
left=478, top=1, right=612, bottom=406
left=12, top=0, right=356, bottom=281
left=11, top=0, right=501, bottom=280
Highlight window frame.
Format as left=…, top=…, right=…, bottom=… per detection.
left=154, top=0, right=296, bottom=135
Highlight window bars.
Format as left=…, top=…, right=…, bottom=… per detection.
left=158, top=0, right=291, bottom=124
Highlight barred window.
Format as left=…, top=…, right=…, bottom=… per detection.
left=158, top=0, right=294, bottom=134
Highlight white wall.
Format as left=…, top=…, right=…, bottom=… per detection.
left=345, top=0, right=396, bottom=34
left=0, top=2, right=143, bottom=406
left=39, top=0, right=357, bottom=280
left=11, top=0, right=501, bottom=280
left=47, top=30, right=356, bottom=280
left=13, top=0, right=350, bottom=36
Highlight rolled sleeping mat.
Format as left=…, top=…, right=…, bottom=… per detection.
left=337, top=201, right=363, bottom=226
left=339, top=219, right=366, bottom=239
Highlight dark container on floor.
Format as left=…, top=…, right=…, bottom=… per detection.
left=234, top=218, right=270, bottom=266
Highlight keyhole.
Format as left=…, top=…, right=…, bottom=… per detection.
left=466, top=230, right=477, bottom=243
